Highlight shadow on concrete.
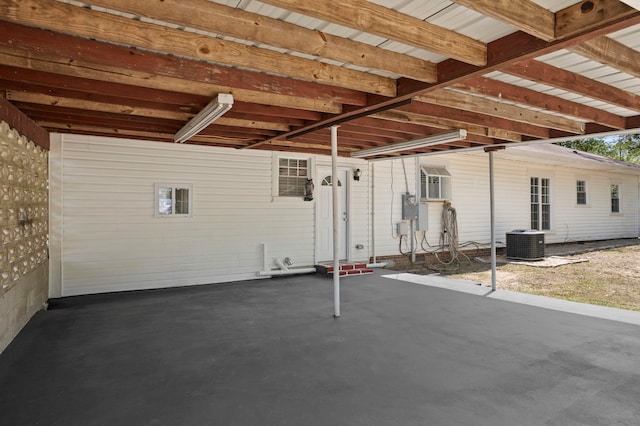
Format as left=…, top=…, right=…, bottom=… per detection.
left=1, top=272, right=639, bottom=425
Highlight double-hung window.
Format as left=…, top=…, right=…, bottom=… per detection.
left=420, top=167, right=451, bottom=200
left=278, top=157, right=309, bottom=197
left=155, top=183, right=192, bottom=217
left=576, top=180, right=587, bottom=205
left=531, top=177, right=550, bottom=230
left=611, top=184, right=621, bottom=213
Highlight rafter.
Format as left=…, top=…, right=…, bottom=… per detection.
left=555, top=0, right=637, bottom=39
left=6, top=92, right=290, bottom=131
left=451, top=76, right=626, bottom=129
left=259, top=0, right=487, bottom=66
left=415, top=90, right=586, bottom=134
left=84, top=0, right=437, bottom=83
left=0, top=23, right=347, bottom=114
left=570, top=36, right=640, bottom=79
left=450, top=0, right=555, bottom=41
left=504, top=59, right=640, bottom=112
left=0, top=0, right=396, bottom=96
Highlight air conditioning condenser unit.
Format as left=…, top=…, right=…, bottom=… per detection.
left=506, top=230, right=545, bottom=260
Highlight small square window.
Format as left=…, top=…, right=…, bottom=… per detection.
left=155, top=183, right=192, bottom=217
left=278, top=157, right=309, bottom=197
left=420, top=166, right=450, bottom=200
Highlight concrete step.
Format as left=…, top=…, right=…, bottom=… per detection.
left=316, top=262, right=373, bottom=277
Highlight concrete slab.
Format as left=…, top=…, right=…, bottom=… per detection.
left=1, top=273, right=639, bottom=425
left=385, top=272, right=640, bottom=326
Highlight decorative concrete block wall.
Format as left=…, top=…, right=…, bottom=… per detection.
left=0, top=121, right=49, bottom=353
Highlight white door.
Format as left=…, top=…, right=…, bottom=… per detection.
left=317, top=169, right=348, bottom=262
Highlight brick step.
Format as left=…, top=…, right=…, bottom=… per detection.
left=316, top=263, right=373, bottom=277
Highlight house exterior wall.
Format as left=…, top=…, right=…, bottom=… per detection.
left=49, top=133, right=639, bottom=297
left=49, top=134, right=369, bottom=297
left=372, top=150, right=640, bottom=261
left=0, top=121, right=49, bottom=353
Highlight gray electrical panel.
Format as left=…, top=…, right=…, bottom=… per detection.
left=401, top=194, right=417, bottom=220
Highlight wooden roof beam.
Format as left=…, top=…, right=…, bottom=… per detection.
left=259, top=0, right=487, bottom=66
left=85, top=0, right=437, bottom=83
left=6, top=92, right=290, bottom=131
left=570, top=36, right=640, bottom=79
left=555, top=0, right=637, bottom=39
left=504, top=59, right=640, bottom=111
left=1, top=0, right=395, bottom=96
left=451, top=0, right=555, bottom=41
left=0, top=23, right=348, bottom=113
left=416, top=90, right=586, bottom=134
left=451, top=76, right=627, bottom=129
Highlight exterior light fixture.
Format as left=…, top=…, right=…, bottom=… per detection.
left=353, top=168, right=362, bottom=181
left=350, top=130, right=467, bottom=158
left=174, top=93, right=234, bottom=143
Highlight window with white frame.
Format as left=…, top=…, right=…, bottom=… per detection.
left=155, top=183, right=192, bottom=217
left=611, top=184, right=621, bottom=213
left=531, top=177, right=550, bottom=230
left=420, top=166, right=451, bottom=200
left=576, top=180, right=587, bottom=205
left=278, top=157, right=309, bottom=197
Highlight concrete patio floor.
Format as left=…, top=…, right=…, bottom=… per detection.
left=1, top=272, right=639, bottom=425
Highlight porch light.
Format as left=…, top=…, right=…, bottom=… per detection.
left=353, top=168, right=362, bottom=181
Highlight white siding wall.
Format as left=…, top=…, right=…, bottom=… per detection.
left=372, top=151, right=640, bottom=258
left=50, top=135, right=369, bottom=296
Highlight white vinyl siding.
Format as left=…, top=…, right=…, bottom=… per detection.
left=49, top=135, right=369, bottom=296
left=371, top=151, right=639, bottom=260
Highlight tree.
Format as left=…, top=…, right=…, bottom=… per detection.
left=557, top=133, right=640, bottom=164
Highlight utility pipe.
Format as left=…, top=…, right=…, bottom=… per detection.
left=258, top=268, right=317, bottom=277
left=331, top=125, right=340, bottom=318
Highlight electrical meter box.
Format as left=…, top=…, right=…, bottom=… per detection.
left=402, top=194, right=418, bottom=220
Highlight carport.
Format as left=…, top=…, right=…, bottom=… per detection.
left=2, top=272, right=639, bottom=425
left=2, top=1, right=640, bottom=421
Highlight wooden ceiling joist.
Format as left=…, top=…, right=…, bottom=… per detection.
left=0, top=0, right=639, bottom=157
left=451, top=0, right=555, bottom=41
left=1, top=0, right=397, bottom=96
left=451, top=76, right=627, bottom=129
left=504, top=59, right=640, bottom=112
left=570, top=36, right=640, bottom=79
left=416, top=90, right=587, bottom=134
left=259, top=0, right=487, bottom=66
left=84, top=0, right=438, bottom=83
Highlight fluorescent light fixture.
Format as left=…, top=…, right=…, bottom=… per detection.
left=350, top=129, right=467, bottom=158
left=620, top=0, right=640, bottom=10
left=174, top=93, right=234, bottom=143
